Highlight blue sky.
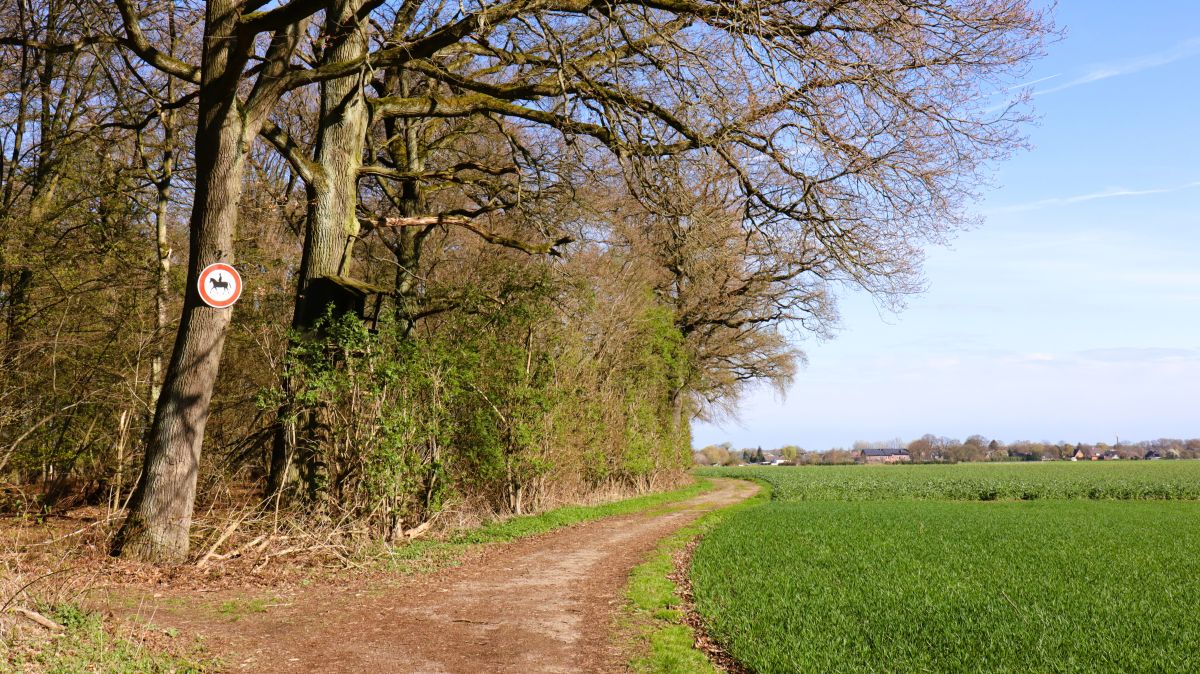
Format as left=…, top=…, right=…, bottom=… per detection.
left=694, top=2, right=1200, bottom=451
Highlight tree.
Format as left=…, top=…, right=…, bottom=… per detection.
left=111, top=0, right=333, bottom=561
left=99, top=0, right=1048, bottom=561
left=965, top=434, right=989, bottom=448
left=699, top=444, right=732, bottom=466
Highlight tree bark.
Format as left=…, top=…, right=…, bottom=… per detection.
left=150, top=112, right=174, bottom=412
left=149, top=5, right=179, bottom=414
left=383, top=69, right=431, bottom=338
left=293, top=0, right=369, bottom=322
left=114, top=0, right=295, bottom=562
left=113, top=106, right=245, bottom=564
left=268, top=0, right=369, bottom=498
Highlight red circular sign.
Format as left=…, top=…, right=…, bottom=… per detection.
left=197, top=263, right=243, bottom=308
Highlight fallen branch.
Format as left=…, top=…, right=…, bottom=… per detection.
left=196, top=512, right=249, bottom=567
left=11, top=607, right=64, bottom=632
left=201, top=534, right=268, bottom=565
left=27, top=513, right=122, bottom=548
left=403, top=521, right=433, bottom=541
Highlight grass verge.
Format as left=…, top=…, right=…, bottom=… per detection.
left=623, top=477, right=770, bottom=674
left=2, top=602, right=216, bottom=673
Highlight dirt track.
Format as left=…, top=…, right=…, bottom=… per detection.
left=135, top=478, right=756, bottom=673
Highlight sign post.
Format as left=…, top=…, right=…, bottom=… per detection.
left=197, top=263, right=243, bottom=309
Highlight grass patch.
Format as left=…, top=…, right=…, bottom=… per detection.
left=624, top=478, right=770, bottom=674
left=216, top=597, right=272, bottom=620
left=3, top=602, right=215, bottom=673
left=456, top=479, right=714, bottom=544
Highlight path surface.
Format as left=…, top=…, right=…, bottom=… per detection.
left=139, top=478, right=756, bottom=673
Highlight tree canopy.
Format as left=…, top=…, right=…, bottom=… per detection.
left=0, top=0, right=1051, bottom=562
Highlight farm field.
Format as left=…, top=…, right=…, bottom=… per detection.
left=691, top=464, right=1200, bottom=673
left=698, top=461, right=1200, bottom=501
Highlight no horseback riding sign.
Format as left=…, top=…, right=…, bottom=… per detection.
left=197, top=263, right=243, bottom=308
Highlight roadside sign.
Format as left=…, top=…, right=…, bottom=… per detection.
left=197, top=263, right=243, bottom=308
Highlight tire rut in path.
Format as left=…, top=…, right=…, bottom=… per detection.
left=188, top=478, right=755, bottom=673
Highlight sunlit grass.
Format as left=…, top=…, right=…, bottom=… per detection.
left=693, top=499, right=1200, bottom=673
left=690, top=463, right=1200, bottom=673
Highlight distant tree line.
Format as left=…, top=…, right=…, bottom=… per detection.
left=696, top=436, right=1200, bottom=466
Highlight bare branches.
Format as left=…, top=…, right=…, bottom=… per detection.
left=361, top=213, right=574, bottom=256
left=241, top=0, right=328, bottom=35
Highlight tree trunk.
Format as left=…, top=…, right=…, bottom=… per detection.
left=386, top=71, right=430, bottom=338
left=4, top=267, right=32, bottom=351
left=112, top=117, right=247, bottom=563
left=149, top=7, right=179, bottom=415
left=268, top=0, right=369, bottom=498
left=292, top=0, right=369, bottom=323
left=150, top=116, right=174, bottom=411
left=113, top=0, right=272, bottom=563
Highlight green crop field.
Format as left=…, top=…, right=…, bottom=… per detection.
left=690, top=463, right=1200, bottom=673
left=698, top=461, right=1200, bottom=501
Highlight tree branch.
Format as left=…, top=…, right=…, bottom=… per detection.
left=361, top=214, right=573, bottom=256
left=113, top=0, right=200, bottom=83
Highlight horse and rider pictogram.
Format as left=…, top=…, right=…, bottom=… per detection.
left=197, top=263, right=243, bottom=308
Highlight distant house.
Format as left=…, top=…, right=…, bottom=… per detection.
left=1068, top=446, right=1092, bottom=461
left=858, top=448, right=911, bottom=464
left=1145, top=450, right=1164, bottom=460
left=1101, top=451, right=1120, bottom=461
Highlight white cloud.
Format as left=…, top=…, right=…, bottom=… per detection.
left=1006, top=73, right=1063, bottom=91
left=1035, top=37, right=1200, bottom=96
left=987, top=37, right=1200, bottom=111
left=986, top=181, right=1200, bottom=214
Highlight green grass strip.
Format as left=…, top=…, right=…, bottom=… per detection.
left=382, top=477, right=715, bottom=572
left=456, top=478, right=714, bottom=544
left=625, top=477, right=771, bottom=674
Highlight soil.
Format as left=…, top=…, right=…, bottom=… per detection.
left=105, top=478, right=757, bottom=673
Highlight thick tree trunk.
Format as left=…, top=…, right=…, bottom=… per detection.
left=113, top=0, right=272, bottom=563
left=112, top=112, right=248, bottom=563
left=268, top=0, right=369, bottom=498
left=292, top=0, right=369, bottom=322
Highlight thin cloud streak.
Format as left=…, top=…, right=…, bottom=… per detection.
left=987, top=181, right=1200, bottom=214
left=1034, top=37, right=1200, bottom=96
left=987, top=36, right=1200, bottom=111
left=1006, top=73, right=1062, bottom=90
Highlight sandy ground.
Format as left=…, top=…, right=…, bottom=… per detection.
left=115, top=478, right=757, bottom=673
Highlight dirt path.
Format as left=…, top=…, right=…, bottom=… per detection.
left=129, top=478, right=756, bottom=673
